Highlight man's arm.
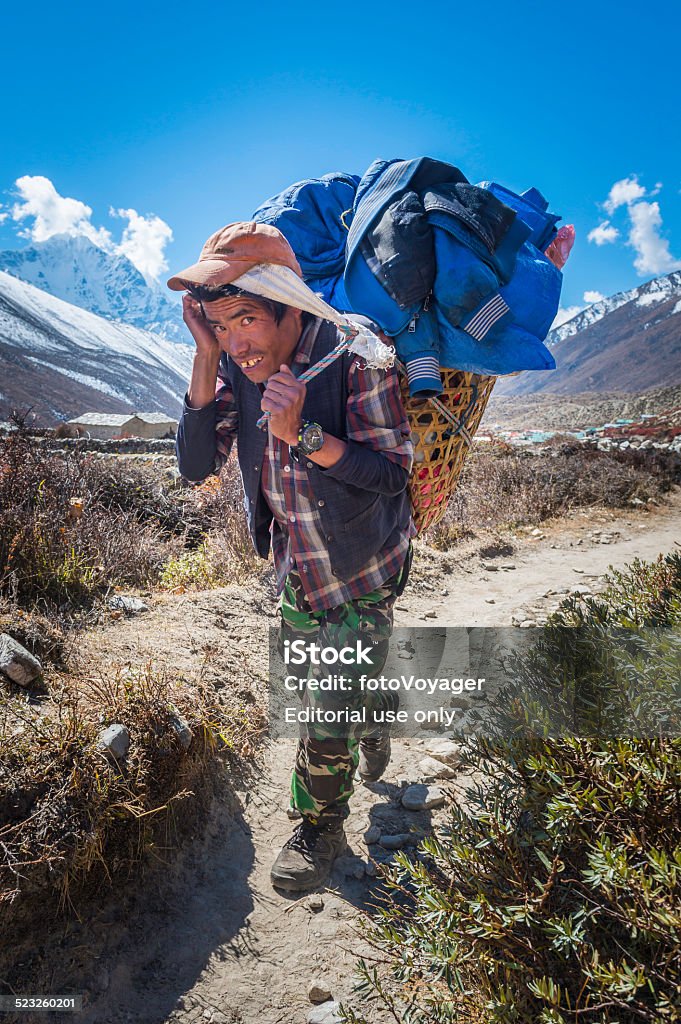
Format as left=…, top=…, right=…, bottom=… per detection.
left=260, top=357, right=412, bottom=495
left=318, top=359, right=413, bottom=495
left=176, top=293, right=238, bottom=482
left=176, top=358, right=237, bottom=481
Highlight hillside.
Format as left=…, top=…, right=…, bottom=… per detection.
left=495, top=270, right=681, bottom=397
left=0, top=270, right=192, bottom=424
left=483, top=383, right=681, bottom=431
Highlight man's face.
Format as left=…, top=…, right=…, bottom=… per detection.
left=201, top=295, right=303, bottom=383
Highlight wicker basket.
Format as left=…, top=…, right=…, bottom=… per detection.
left=399, top=366, right=497, bottom=534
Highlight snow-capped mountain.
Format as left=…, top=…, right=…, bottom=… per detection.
left=0, top=234, right=187, bottom=342
left=495, top=270, right=681, bottom=396
left=0, top=270, right=193, bottom=423
left=548, top=270, right=681, bottom=348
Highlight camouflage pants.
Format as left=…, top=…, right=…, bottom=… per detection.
left=278, top=564, right=406, bottom=827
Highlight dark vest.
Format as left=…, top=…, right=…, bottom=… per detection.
left=226, top=319, right=411, bottom=583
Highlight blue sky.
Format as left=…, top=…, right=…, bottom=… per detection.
left=2, top=0, right=680, bottom=323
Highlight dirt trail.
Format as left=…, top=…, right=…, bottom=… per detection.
left=47, top=496, right=681, bottom=1024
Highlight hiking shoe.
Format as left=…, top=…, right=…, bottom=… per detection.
left=358, top=733, right=391, bottom=782
left=270, top=821, right=347, bottom=892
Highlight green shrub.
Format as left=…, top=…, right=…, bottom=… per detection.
left=343, top=555, right=681, bottom=1024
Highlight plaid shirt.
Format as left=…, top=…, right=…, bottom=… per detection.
left=212, top=317, right=413, bottom=612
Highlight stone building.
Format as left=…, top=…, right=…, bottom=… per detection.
left=67, top=412, right=177, bottom=440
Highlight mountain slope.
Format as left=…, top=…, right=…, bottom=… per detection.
left=0, top=270, right=193, bottom=424
left=495, top=270, right=681, bottom=396
left=0, top=235, right=186, bottom=342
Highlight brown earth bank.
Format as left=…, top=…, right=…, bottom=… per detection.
left=1, top=492, right=680, bottom=1024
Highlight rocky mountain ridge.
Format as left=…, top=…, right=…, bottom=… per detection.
left=0, top=234, right=186, bottom=343
left=0, top=270, right=192, bottom=424
left=495, top=269, right=681, bottom=396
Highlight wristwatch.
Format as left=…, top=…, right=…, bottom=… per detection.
left=291, top=420, right=325, bottom=458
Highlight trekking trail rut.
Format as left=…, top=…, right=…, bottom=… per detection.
left=67, top=494, right=679, bottom=1024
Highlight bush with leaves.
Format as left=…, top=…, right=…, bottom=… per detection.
left=343, top=555, right=681, bottom=1024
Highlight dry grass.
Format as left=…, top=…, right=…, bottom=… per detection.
left=0, top=658, right=265, bottom=934
left=0, top=431, right=261, bottom=609
left=0, top=434, right=268, bottom=953
left=426, top=441, right=680, bottom=548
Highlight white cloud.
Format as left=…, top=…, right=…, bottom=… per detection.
left=552, top=305, right=583, bottom=329
left=604, top=176, right=646, bottom=215
left=628, top=201, right=681, bottom=276
left=588, top=220, right=619, bottom=246
left=7, top=175, right=173, bottom=281
left=111, top=207, right=173, bottom=282
left=583, top=290, right=605, bottom=304
left=11, top=175, right=113, bottom=249
left=589, top=176, right=680, bottom=278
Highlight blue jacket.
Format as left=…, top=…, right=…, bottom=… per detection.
left=252, top=171, right=359, bottom=301
left=251, top=159, right=563, bottom=394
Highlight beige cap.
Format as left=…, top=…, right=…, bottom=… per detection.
left=166, top=221, right=302, bottom=291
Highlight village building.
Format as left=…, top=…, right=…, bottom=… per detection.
left=66, top=412, right=177, bottom=440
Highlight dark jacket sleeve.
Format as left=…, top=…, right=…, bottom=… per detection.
left=318, top=356, right=413, bottom=496
left=176, top=397, right=218, bottom=482
left=320, top=440, right=409, bottom=496
left=176, top=357, right=238, bottom=482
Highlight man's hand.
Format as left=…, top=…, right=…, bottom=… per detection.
left=261, top=364, right=306, bottom=445
left=183, top=293, right=222, bottom=410
left=182, top=293, right=220, bottom=355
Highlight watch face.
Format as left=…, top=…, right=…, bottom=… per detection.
left=301, top=422, right=324, bottom=452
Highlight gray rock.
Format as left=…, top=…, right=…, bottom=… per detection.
left=418, top=755, right=456, bottom=780
left=96, top=724, right=130, bottom=760
left=519, top=620, right=537, bottom=628
left=423, top=739, right=462, bottom=766
left=501, top=563, right=517, bottom=570
left=380, top=833, right=413, bottom=849
left=450, top=695, right=475, bottom=711
left=107, top=595, right=149, bottom=614
left=364, top=825, right=381, bottom=845
left=0, top=634, right=42, bottom=687
left=308, top=1001, right=342, bottom=1024
left=308, top=980, right=333, bottom=1004
left=422, top=609, right=438, bottom=619
left=419, top=715, right=444, bottom=731
left=307, top=894, right=324, bottom=912
left=485, top=597, right=496, bottom=604
left=401, top=784, right=445, bottom=811
left=482, top=563, right=499, bottom=572
left=170, top=714, right=193, bottom=750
